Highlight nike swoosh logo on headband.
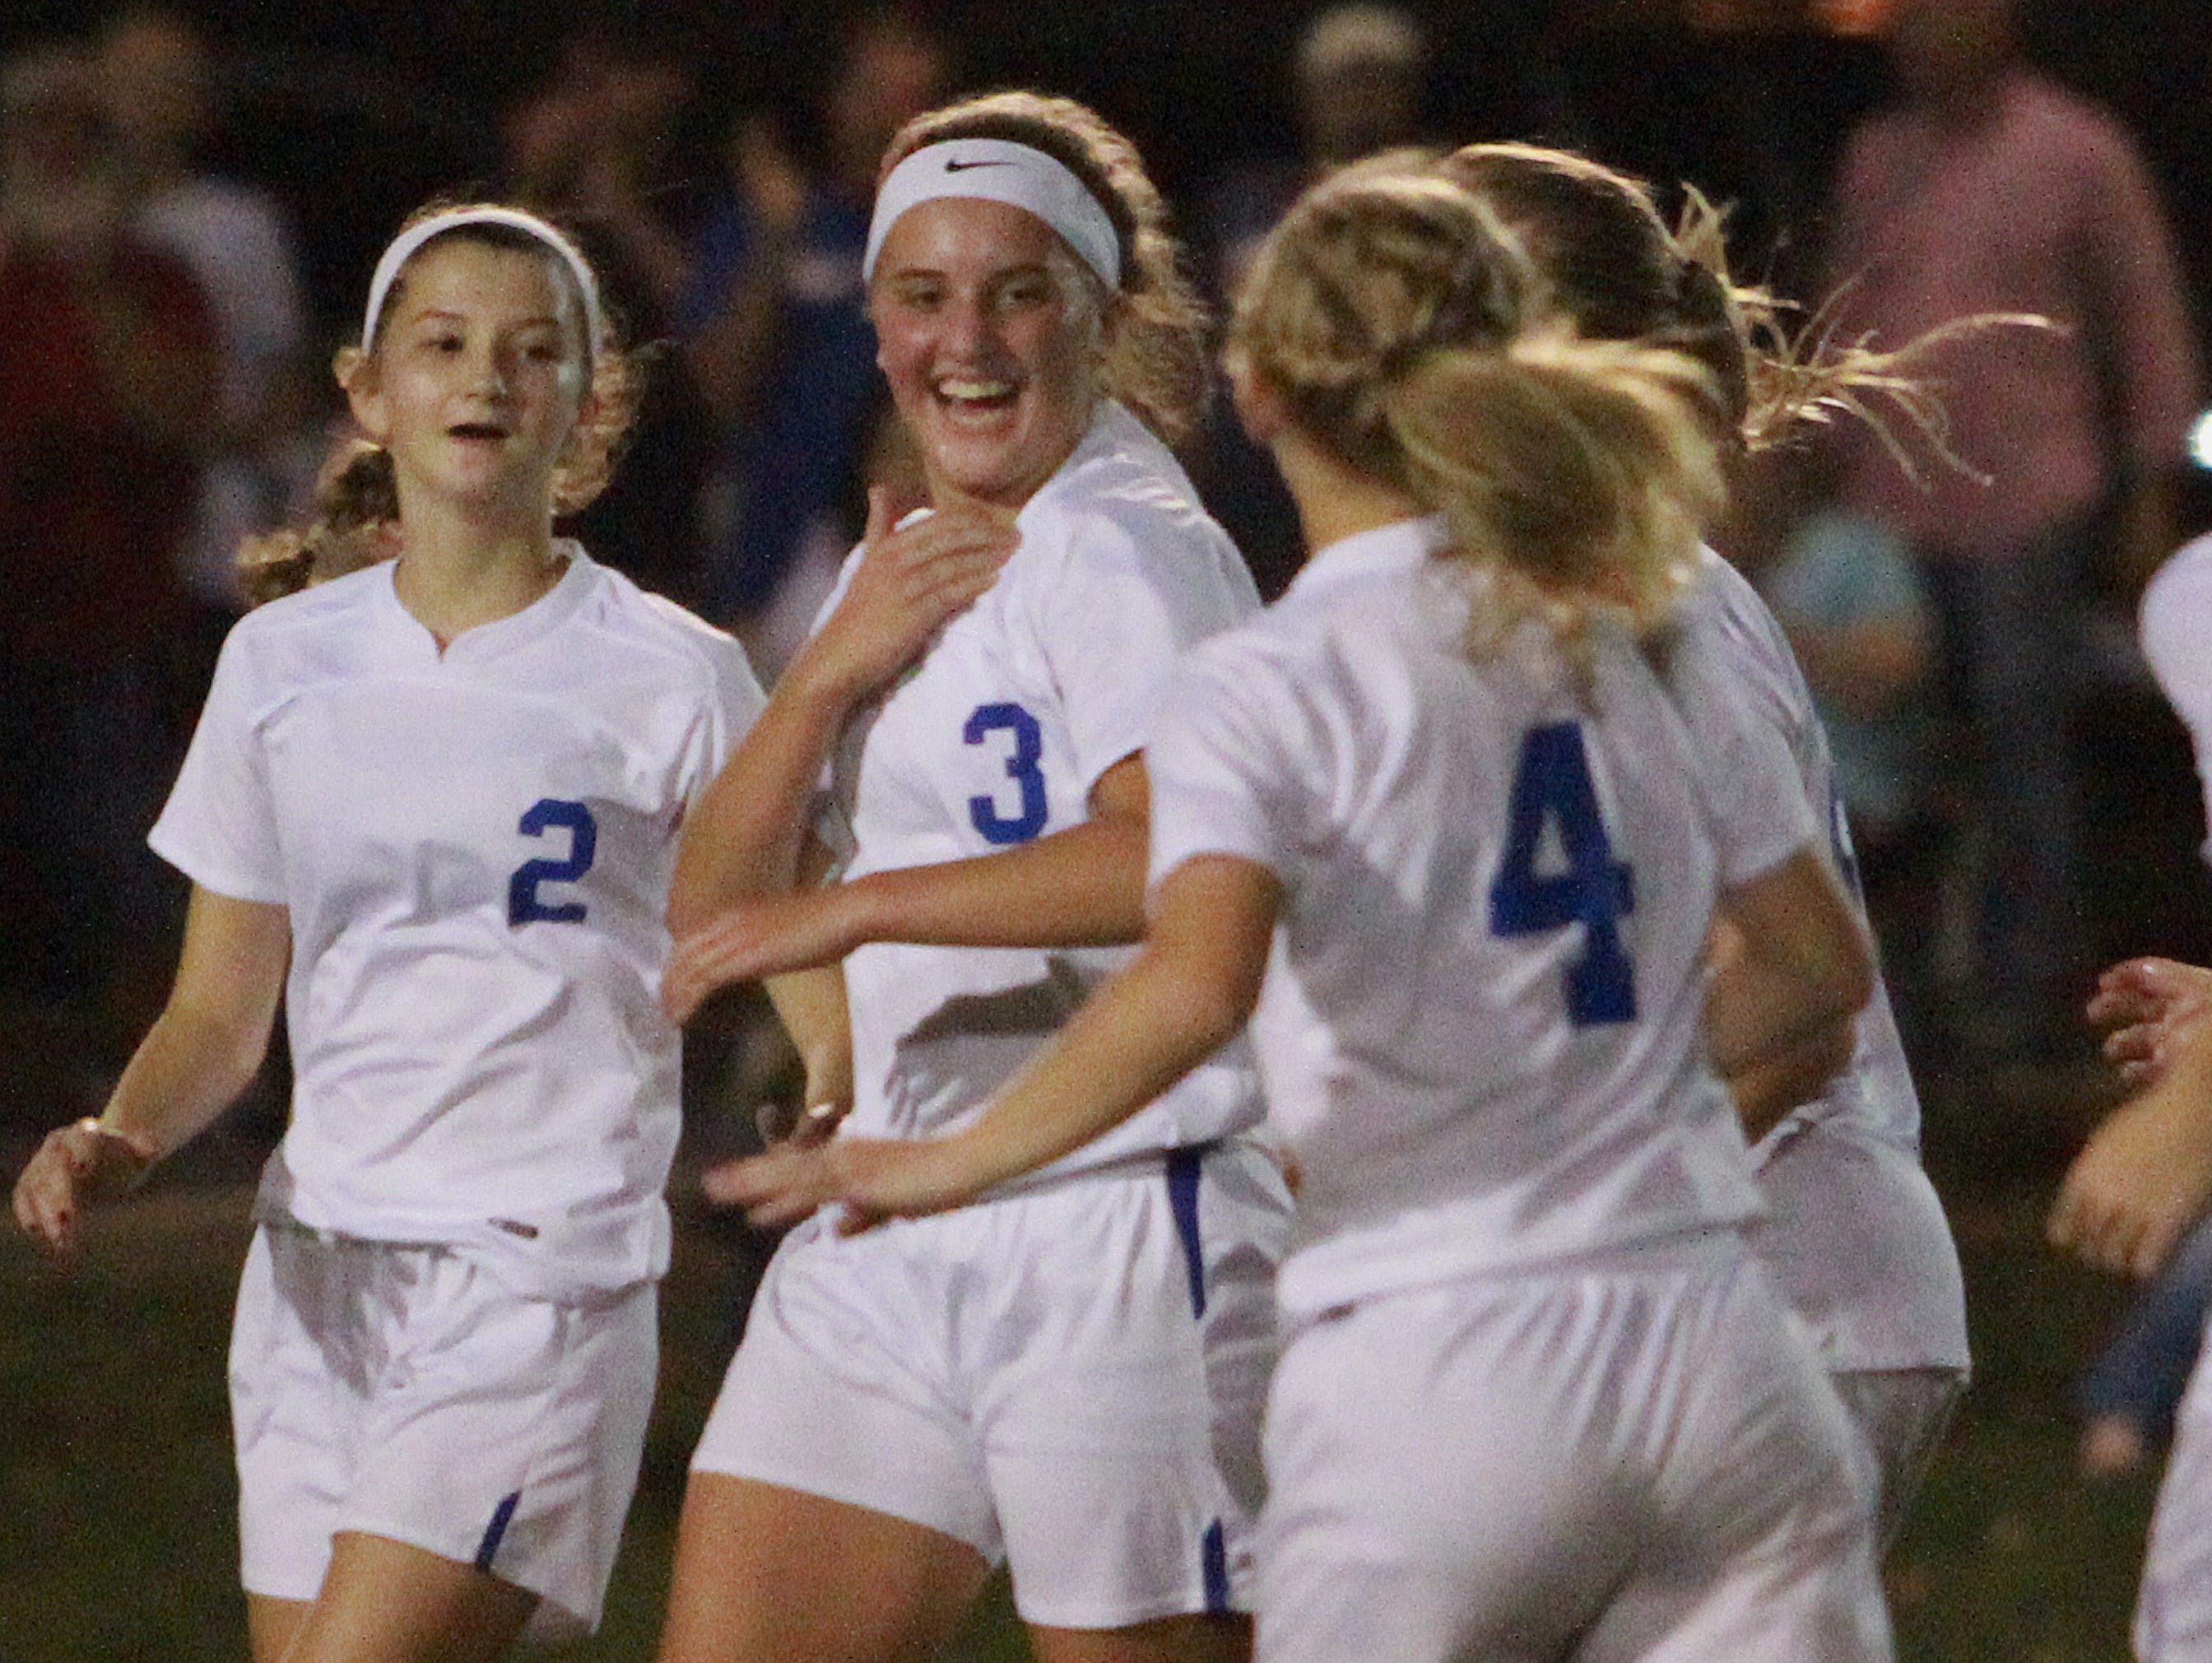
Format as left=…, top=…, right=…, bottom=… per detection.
left=945, top=158, right=1014, bottom=172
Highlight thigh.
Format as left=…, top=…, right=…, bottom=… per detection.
left=233, top=1229, right=363, bottom=1610
left=657, top=1473, right=990, bottom=1663
left=1257, top=1283, right=1638, bottom=1663
left=982, top=1148, right=1287, bottom=1631
left=348, top=1261, right=657, bottom=1642
left=689, top=1218, right=1002, bottom=1561
left=1029, top=1612, right=1251, bottom=1663
left=1578, top=1261, right=1892, bottom=1663
left=276, top=1531, right=537, bottom=1663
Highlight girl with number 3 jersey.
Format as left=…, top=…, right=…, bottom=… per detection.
left=718, top=164, right=1898, bottom=1662
left=655, top=93, right=1285, bottom=1663
left=12, top=205, right=767, bottom=1662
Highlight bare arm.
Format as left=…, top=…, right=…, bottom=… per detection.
left=1704, top=848, right=1874, bottom=1084
left=665, top=756, right=1151, bottom=1019
left=711, top=853, right=1281, bottom=1228
left=13, top=886, right=290, bottom=1257
left=2051, top=1018, right=2212, bottom=1280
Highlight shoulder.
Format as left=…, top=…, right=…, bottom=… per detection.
left=1020, top=411, right=1252, bottom=599
left=574, top=562, right=764, bottom=703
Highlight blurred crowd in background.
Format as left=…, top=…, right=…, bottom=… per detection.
left=3, top=0, right=2212, bottom=1489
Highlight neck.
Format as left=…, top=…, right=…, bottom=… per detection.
left=389, top=495, right=565, bottom=649
left=1272, top=427, right=1430, bottom=560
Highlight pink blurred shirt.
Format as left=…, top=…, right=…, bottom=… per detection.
left=1830, top=69, right=2200, bottom=556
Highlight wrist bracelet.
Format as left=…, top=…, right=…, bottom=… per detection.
left=76, top=1117, right=157, bottom=1170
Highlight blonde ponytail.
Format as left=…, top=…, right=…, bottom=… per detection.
left=1234, top=164, right=1727, bottom=657
left=237, top=441, right=399, bottom=605
left=1384, top=328, right=1723, bottom=653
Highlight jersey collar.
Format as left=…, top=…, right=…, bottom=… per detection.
left=378, top=540, right=598, bottom=664
left=1285, top=515, right=1449, bottom=605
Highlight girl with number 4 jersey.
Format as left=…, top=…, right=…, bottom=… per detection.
left=1437, top=143, right=1971, bottom=1545
left=12, top=205, right=768, bottom=1663
left=718, top=163, right=1895, bottom=1663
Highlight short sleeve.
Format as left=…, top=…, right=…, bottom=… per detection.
left=1029, top=505, right=1257, bottom=795
left=681, top=629, right=769, bottom=815
left=1666, top=589, right=1821, bottom=887
left=1146, top=640, right=1315, bottom=892
left=147, top=625, right=286, bottom=903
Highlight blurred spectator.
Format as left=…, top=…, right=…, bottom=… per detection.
left=1736, top=444, right=1946, bottom=1044
left=677, top=5, right=948, bottom=672
left=1824, top=0, right=2202, bottom=1056
left=96, top=6, right=314, bottom=634
left=1192, top=3, right=1429, bottom=598
left=0, top=44, right=216, bottom=1069
left=502, top=25, right=718, bottom=600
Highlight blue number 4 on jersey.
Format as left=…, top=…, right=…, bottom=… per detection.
left=1489, top=722, right=1638, bottom=1026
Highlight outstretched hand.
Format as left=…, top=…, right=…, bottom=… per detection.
left=700, top=1134, right=993, bottom=1233
left=802, top=486, right=1019, bottom=704
left=2087, top=957, right=2212, bottom=1089
left=12, top=1118, right=156, bottom=1261
left=2050, top=1057, right=2212, bottom=1282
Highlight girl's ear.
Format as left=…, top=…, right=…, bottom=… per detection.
left=335, top=344, right=388, bottom=444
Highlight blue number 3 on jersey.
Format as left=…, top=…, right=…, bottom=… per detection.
left=1489, top=722, right=1638, bottom=1026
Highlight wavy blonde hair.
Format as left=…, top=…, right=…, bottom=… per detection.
left=1231, top=165, right=1726, bottom=655
left=877, top=91, right=1211, bottom=447
left=1438, top=142, right=2033, bottom=476
left=239, top=202, right=642, bottom=606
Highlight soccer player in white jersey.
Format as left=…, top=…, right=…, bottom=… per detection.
left=9, top=204, right=782, bottom=1663
left=652, top=95, right=1288, bottom=1663
left=1438, top=142, right=1971, bottom=1542
left=715, top=164, right=1895, bottom=1662
left=2053, top=532, right=2212, bottom=1660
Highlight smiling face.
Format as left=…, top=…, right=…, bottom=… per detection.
left=345, top=237, right=591, bottom=526
left=870, top=195, right=1104, bottom=510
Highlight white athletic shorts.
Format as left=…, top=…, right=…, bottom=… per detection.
left=691, top=1138, right=1290, bottom=1630
left=1257, top=1241, right=1894, bottom=1663
left=230, top=1220, right=658, bottom=1642
left=1829, top=1366, right=1965, bottom=1548
left=2137, top=1336, right=2212, bottom=1659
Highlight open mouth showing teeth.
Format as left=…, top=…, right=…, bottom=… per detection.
left=935, top=379, right=1018, bottom=413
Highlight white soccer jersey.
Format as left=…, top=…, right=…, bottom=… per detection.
left=1672, top=550, right=1969, bottom=1375
left=1146, top=518, right=1815, bottom=1317
left=819, top=400, right=1265, bottom=1171
left=151, top=546, right=764, bottom=1302
left=2142, top=534, right=2212, bottom=864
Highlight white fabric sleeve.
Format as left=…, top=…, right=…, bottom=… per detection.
left=147, top=625, right=286, bottom=904
left=2140, top=536, right=2212, bottom=861
left=678, top=628, right=769, bottom=814
left=1666, top=600, right=1820, bottom=887
left=1029, top=507, right=1255, bottom=796
left=1146, top=644, right=1315, bottom=892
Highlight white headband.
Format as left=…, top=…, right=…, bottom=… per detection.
left=360, top=207, right=605, bottom=354
left=864, top=138, right=1123, bottom=289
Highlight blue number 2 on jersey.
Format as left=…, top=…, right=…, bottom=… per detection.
left=509, top=798, right=598, bottom=925
left=1489, top=722, right=1638, bottom=1025
left=964, top=702, right=1048, bottom=845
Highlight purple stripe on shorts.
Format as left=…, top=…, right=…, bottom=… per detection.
left=1202, top=1517, right=1229, bottom=1614
left=1165, top=1146, right=1207, bottom=1320
left=474, top=1490, right=521, bottom=1572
